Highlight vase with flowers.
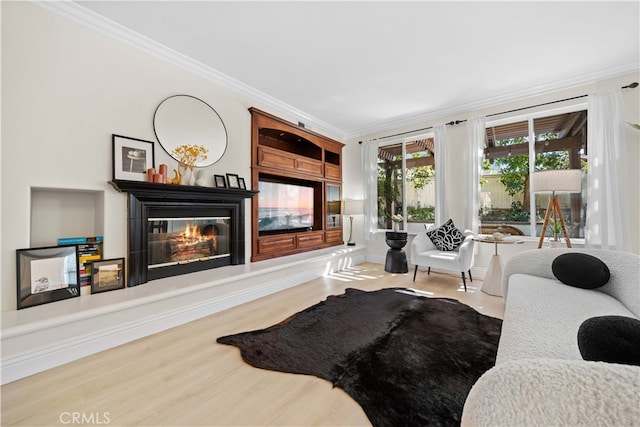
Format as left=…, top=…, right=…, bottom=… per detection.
left=171, top=144, right=208, bottom=185
left=391, top=214, right=403, bottom=232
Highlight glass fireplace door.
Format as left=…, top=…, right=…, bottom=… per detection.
left=148, top=216, right=231, bottom=269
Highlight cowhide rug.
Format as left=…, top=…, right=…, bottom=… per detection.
left=217, top=287, right=502, bottom=427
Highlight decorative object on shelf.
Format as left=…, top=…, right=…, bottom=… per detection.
left=343, top=199, right=364, bottom=246
left=327, top=184, right=341, bottom=228
left=147, top=164, right=168, bottom=183
left=154, top=94, right=228, bottom=167
left=177, top=162, right=195, bottom=186
left=214, top=174, right=227, bottom=188
left=238, top=177, right=247, bottom=190
left=90, top=258, right=125, bottom=294
left=16, top=245, right=80, bottom=309
left=392, top=214, right=403, bottom=232
left=112, top=134, right=155, bottom=182
left=167, top=168, right=181, bottom=185
left=172, top=144, right=208, bottom=170
left=170, top=144, right=208, bottom=186
left=532, top=169, right=582, bottom=249
left=194, top=170, right=210, bottom=187
left=226, top=173, right=240, bottom=189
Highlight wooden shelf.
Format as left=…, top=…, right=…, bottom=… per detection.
left=249, top=108, right=344, bottom=261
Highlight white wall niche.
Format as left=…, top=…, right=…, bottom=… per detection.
left=30, top=187, right=105, bottom=247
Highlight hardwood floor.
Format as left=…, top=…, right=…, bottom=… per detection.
left=1, top=263, right=504, bottom=427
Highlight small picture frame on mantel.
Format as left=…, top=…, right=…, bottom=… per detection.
left=238, top=177, right=247, bottom=190
left=226, top=173, right=240, bottom=189
left=214, top=174, right=227, bottom=188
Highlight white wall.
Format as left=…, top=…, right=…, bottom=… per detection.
left=0, top=2, right=343, bottom=311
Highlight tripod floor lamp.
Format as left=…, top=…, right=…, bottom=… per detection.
left=532, top=169, right=582, bottom=249
left=343, top=199, right=364, bottom=246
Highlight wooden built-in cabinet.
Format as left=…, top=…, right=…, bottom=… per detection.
left=250, top=108, right=344, bottom=261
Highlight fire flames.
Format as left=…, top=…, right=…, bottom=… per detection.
left=171, top=223, right=217, bottom=260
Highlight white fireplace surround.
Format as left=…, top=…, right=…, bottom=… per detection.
left=1, top=246, right=365, bottom=385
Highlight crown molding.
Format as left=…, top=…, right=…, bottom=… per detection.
left=26, top=1, right=640, bottom=143
left=30, top=0, right=348, bottom=141
left=348, top=64, right=640, bottom=140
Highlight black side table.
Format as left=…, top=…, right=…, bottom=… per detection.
left=384, top=231, right=408, bottom=273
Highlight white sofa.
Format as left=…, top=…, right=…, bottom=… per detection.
left=462, top=248, right=640, bottom=426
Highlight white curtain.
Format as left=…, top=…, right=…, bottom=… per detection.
left=586, top=89, right=630, bottom=251
left=434, top=125, right=448, bottom=226
left=464, top=117, right=485, bottom=233
left=361, top=140, right=379, bottom=240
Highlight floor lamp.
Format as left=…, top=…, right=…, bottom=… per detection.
left=343, top=199, right=364, bottom=246
left=532, top=169, right=582, bottom=249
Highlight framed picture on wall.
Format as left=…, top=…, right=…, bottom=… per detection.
left=16, top=245, right=80, bottom=310
left=214, top=175, right=227, bottom=188
left=90, top=258, right=125, bottom=294
left=112, top=134, right=155, bottom=182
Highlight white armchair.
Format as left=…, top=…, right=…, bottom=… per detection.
left=410, top=230, right=477, bottom=291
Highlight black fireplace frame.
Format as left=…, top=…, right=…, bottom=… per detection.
left=110, top=180, right=257, bottom=286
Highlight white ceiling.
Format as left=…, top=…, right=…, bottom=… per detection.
left=74, top=1, right=639, bottom=139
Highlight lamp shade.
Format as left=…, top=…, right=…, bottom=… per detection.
left=532, top=169, right=582, bottom=193
left=343, top=199, right=364, bottom=216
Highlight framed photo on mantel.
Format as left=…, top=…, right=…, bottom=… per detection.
left=226, top=173, right=240, bottom=189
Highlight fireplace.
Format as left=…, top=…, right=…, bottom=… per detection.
left=110, top=180, right=256, bottom=286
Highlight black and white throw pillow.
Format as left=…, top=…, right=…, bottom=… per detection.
left=426, top=219, right=465, bottom=251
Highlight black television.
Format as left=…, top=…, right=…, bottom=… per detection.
left=258, top=180, right=314, bottom=234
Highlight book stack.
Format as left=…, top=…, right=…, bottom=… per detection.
left=58, top=236, right=103, bottom=287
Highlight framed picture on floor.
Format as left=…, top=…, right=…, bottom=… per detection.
left=112, top=134, right=155, bottom=182
left=16, top=245, right=80, bottom=310
left=91, top=258, right=125, bottom=294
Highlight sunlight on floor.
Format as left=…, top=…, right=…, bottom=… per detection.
left=321, top=262, right=505, bottom=320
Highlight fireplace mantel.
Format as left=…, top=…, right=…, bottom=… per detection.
left=109, top=179, right=258, bottom=200
left=109, top=180, right=257, bottom=286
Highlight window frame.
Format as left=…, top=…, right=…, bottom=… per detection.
left=484, top=102, right=588, bottom=240
left=377, top=133, right=435, bottom=232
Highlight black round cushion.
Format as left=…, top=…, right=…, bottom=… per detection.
left=551, top=253, right=610, bottom=289
left=578, top=316, right=640, bottom=366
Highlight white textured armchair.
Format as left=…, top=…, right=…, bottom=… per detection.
left=410, top=230, right=477, bottom=291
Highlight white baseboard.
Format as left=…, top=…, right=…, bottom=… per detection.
left=1, top=246, right=365, bottom=385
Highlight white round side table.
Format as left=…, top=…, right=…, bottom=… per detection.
left=475, top=237, right=523, bottom=297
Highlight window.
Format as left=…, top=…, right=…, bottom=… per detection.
left=481, top=109, right=587, bottom=238
left=377, top=137, right=435, bottom=232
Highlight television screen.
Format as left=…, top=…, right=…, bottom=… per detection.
left=258, top=181, right=314, bottom=233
